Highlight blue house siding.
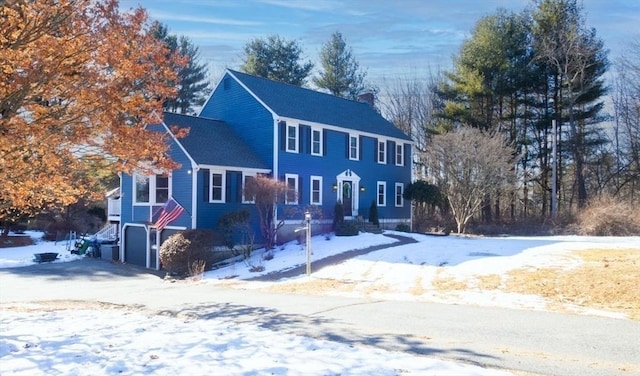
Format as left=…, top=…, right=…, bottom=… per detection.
left=118, top=70, right=414, bottom=269
left=199, top=75, right=274, bottom=166
left=276, top=124, right=411, bottom=222
left=194, top=168, right=263, bottom=243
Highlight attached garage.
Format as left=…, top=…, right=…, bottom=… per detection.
left=122, top=224, right=185, bottom=270
left=124, top=225, right=147, bottom=268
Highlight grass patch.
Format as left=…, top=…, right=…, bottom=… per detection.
left=433, top=248, right=640, bottom=320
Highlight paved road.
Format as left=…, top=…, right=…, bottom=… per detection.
left=1, top=259, right=639, bottom=376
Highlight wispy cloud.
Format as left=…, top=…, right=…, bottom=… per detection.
left=147, top=10, right=262, bottom=26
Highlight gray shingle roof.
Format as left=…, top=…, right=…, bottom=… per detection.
left=162, top=112, right=268, bottom=170
left=228, top=69, right=412, bottom=141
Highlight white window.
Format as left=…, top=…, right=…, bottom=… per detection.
left=378, top=140, right=386, bottom=164
left=243, top=174, right=256, bottom=203
left=311, top=127, right=322, bottom=156
left=395, top=183, right=404, bottom=207
left=286, top=124, right=298, bottom=153
left=310, top=176, right=322, bottom=205
left=285, top=173, right=299, bottom=205
left=210, top=170, right=225, bottom=203
left=349, top=135, right=359, bottom=160
left=377, top=181, right=386, bottom=207
left=134, top=174, right=169, bottom=205
left=395, top=143, right=404, bottom=166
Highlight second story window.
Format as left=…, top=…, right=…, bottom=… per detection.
left=311, top=127, right=322, bottom=156
left=378, top=140, right=386, bottom=164
left=134, top=174, right=170, bottom=205
left=395, top=143, right=404, bottom=166
left=287, top=124, right=298, bottom=153
left=349, top=135, right=359, bottom=160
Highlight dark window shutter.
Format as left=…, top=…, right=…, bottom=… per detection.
left=225, top=172, right=232, bottom=203
left=374, top=138, right=379, bottom=162
left=279, top=121, right=286, bottom=151
left=345, top=133, right=350, bottom=159
left=300, top=125, right=308, bottom=153
left=298, top=177, right=303, bottom=204
left=236, top=173, right=243, bottom=202
left=202, top=169, right=210, bottom=202
left=323, top=130, right=327, bottom=156
left=359, top=136, right=363, bottom=160
left=389, top=141, right=396, bottom=165
left=404, top=144, right=410, bottom=166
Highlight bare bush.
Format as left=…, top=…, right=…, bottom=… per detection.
left=160, top=229, right=215, bottom=277
left=573, top=196, right=640, bottom=236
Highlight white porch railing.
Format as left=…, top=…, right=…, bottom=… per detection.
left=95, top=223, right=118, bottom=241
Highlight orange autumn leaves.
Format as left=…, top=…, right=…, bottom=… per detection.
left=1, top=0, right=185, bottom=221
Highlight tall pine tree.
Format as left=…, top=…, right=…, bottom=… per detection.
left=152, top=22, right=211, bottom=114
left=314, top=32, right=367, bottom=100
left=241, top=35, right=313, bottom=86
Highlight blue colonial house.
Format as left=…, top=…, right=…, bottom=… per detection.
left=112, top=69, right=412, bottom=269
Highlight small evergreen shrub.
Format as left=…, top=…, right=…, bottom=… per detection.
left=332, top=200, right=344, bottom=231
left=160, top=229, right=215, bottom=277
left=369, top=200, right=379, bottom=226
left=335, top=221, right=359, bottom=236
left=395, top=223, right=411, bottom=232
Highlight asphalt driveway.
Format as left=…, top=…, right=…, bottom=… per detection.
left=1, top=257, right=639, bottom=376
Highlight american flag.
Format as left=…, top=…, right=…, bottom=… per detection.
left=154, top=197, right=184, bottom=231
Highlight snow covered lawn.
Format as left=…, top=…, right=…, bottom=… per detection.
left=1, top=230, right=638, bottom=375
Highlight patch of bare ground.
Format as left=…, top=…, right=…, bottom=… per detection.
left=433, top=248, right=640, bottom=320
left=267, top=278, right=355, bottom=295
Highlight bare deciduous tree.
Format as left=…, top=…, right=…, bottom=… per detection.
left=426, top=127, right=515, bottom=233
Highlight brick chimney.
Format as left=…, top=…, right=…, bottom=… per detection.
left=357, top=91, right=375, bottom=108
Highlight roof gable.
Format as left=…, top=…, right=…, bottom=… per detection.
left=161, top=112, right=268, bottom=170
left=226, top=69, right=411, bottom=141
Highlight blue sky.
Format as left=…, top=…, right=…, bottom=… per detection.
left=119, top=0, right=640, bottom=86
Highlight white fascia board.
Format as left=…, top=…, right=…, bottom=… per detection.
left=275, top=115, right=414, bottom=146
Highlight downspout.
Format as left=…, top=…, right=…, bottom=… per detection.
left=272, top=116, right=279, bottom=243
left=191, top=163, right=199, bottom=229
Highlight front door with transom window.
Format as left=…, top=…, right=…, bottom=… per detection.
left=336, top=169, right=361, bottom=217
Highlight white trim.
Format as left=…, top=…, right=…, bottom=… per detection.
left=336, top=169, right=361, bottom=217
left=226, top=70, right=279, bottom=119
left=209, top=170, right=225, bottom=203
left=310, top=126, right=323, bottom=156
left=197, top=164, right=270, bottom=174
left=395, top=182, right=404, bottom=207
left=377, top=140, right=387, bottom=164
left=286, top=123, right=299, bottom=153
left=242, top=172, right=257, bottom=204
left=276, top=115, right=413, bottom=146
left=377, top=181, right=387, bottom=207
left=310, top=175, right=322, bottom=205
left=395, top=143, right=404, bottom=166
left=285, top=173, right=299, bottom=205
left=349, top=134, right=359, bottom=161
left=132, top=173, right=172, bottom=206
left=191, top=166, right=198, bottom=228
